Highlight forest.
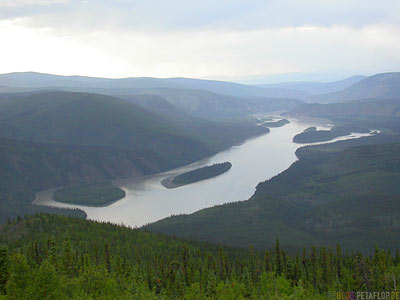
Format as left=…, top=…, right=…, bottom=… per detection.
left=53, top=182, right=126, bottom=206
left=1, top=214, right=399, bottom=300
left=172, top=162, right=232, bottom=187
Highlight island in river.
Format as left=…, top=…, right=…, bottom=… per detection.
left=293, top=124, right=371, bottom=143
left=53, top=182, right=126, bottom=206
left=261, top=118, right=290, bottom=128
left=161, top=162, right=232, bottom=189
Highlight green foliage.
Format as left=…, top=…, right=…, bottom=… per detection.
left=0, top=246, right=8, bottom=295
left=54, top=182, right=125, bottom=206
left=0, top=214, right=399, bottom=299
left=172, top=162, right=232, bottom=186
left=6, top=254, right=31, bottom=300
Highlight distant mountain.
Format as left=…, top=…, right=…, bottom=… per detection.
left=120, top=89, right=305, bottom=120
left=256, top=75, right=366, bottom=95
left=285, top=98, right=400, bottom=119
left=313, top=72, right=400, bottom=103
left=0, top=71, right=310, bottom=100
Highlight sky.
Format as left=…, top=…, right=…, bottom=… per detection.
left=0, top=0, right=400, bottom=83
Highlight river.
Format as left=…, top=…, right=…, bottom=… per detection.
left=34, top=118, right=374, bottom=227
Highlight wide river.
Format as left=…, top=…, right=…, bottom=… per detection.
left=34, top=119, right=373, bottom=227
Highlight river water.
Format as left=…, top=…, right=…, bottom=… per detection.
left=34, top=119, right=373, bottom=227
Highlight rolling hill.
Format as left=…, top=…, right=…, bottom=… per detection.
left=0, top=91, right=266, bottom=165
left=256, top=75, right=366, bottom=95
left=0, top=71, right=310, bottom=100
left=313, top=72, right=400, bottom=103
left=285, top=98, right=400, bottom=120
left=120, top=89, right=304, bottom=120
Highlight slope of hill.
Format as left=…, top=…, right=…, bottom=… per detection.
left=2, top=214, right=397, bottom=299
left=314, top=72, right=400, bottom=103
left=146, top=136, right=400, bottom=251
left=121, top=89, right=305, bottom=120
left=0, top=91, right=266, bottom=166
left=256, top=75, right=366, bottom=95
left=286, top=98, right=400, bottom=120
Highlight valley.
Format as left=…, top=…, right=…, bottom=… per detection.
left=1, top=1, right=400, bottom=298
left=33, top=119, right=375, bottom=228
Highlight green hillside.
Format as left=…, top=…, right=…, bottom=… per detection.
left=146, top=136, right=400, bottom=251
left=0, top=91, right=266, bottom=165
left=0, top=91, right=208, bottom=165
left=0, top=214, right=399, bottom=299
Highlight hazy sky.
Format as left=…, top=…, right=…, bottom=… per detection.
left=1, top=0, right=400, bottom=82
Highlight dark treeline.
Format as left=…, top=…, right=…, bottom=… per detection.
left=173, top=162, right=232, bottom=186
left=0, top=214, right=399, bottom=299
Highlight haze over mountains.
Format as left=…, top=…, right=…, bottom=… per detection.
left=0, top=71, right=309, bottom=99
left=255, top=75, right=366, bottom=95
left=1, top=71, right=399, bottom=105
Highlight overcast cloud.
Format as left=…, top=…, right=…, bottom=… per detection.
left=1, top=0, right=399, bottom=82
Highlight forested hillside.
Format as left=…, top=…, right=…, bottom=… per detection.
left=147, top=136, right=400, bottom=251
left=0, top=214, right=399, bottom=299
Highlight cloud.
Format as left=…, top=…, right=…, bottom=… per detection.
left=1, top=18, right=399, bottom=80
left=0, top=0, right=68, bottom=7
left=1, top=0, right=399, bottom=31
left=0, top=1, right=399, bottom=80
